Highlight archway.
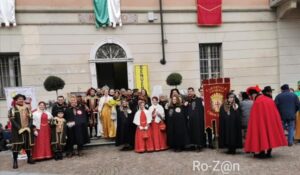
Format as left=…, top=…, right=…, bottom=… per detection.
left=89, top=38, right=134, bottom=89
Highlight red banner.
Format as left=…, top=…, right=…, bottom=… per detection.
left=203, top=78, right=230, bottom=136
left=197, top=0, right=222, bottom=26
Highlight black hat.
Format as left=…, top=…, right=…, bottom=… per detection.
left=262, top=86, right=274, bottom=93
left=281, top=84, right=289, bottom=91
left=13, top=94, right=26, bottom=100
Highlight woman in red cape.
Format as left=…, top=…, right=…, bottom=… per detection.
left=133, top=98, right=154, bottom=153
left=244, top=86, right=287, bottom=158
left=32, top=102, right=53, bottom=160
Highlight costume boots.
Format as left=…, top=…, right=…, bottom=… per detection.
left=12, top=152, right=18, bottom=169
left=26, top=150, right=35, bottom=164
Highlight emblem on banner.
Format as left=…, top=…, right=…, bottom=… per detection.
left=210, top=93, right=224, bottom=113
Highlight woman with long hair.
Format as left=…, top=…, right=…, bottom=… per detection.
left=167, top=95, right=189, bottom=152
left=219, top=93, right=243, bottom=154
left=32, top=101, right=53, bottom=160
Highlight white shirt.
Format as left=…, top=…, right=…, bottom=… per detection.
left=149, top=104, right=165, bottom=123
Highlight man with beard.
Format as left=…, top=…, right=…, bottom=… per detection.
left=51, top=96, right=67, bottom=117
left=184, top=87, right=205, bottom=151
left=8, top=94, right=35, bottom=169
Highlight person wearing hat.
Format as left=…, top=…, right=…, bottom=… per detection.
left=262, top=86, right=274, bottom=99
left=8, top=94, right=35, bottom=169
left=295, top=81, right=300, bottom=141
left=275, top=84, right=300, bottom=146
left=244, top=86, right=287, bottom=158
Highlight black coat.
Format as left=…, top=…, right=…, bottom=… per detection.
left=186, top=97, right=206, bottom=146
left=65, top=105, right=90, bottom=146
left=219, top=105, right=243, bottom=149
left=8, top=106, right=35, bottom=146
left=51, top=103, right=67, bottom=117
left=167, top=106, right=189, bottom=149
left=115, top=106, right=136, bottom=147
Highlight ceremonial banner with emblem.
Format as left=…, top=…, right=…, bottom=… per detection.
left=134, top=65, right=150, bottom=93
left=197, top=0, right=222, bottom=26
left=202, top=78, right=230, bottom=136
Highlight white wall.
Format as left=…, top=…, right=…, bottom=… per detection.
left=277, top=15, right=300, bottom=89
left=0, top=9, right=280, bottom=124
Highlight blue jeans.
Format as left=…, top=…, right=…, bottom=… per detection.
left=282, top=120, right=295, bottom=145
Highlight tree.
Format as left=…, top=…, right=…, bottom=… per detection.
left=43, top=76, right=65, bottom=97
left=166, top=73, right=182, bottom=88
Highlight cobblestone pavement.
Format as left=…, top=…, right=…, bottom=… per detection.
left=0, top=144, right=300, bottom=175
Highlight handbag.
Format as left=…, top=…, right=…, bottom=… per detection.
left=142, top=130, right=149, bottom=140
left=159, top=121, right=166, bottom=131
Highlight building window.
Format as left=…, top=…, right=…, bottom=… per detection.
left=96, top=43, right=127, bottom=59
left=0, top=53, right=22, bottom=98
left=199, top=43, right=222, bottom=81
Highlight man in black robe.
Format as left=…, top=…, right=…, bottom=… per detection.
left=185, top=87, right=206, bottom=151
left=8, top=94, right=35, bottom=169
left=51, top=96, right=67, bottom=117
left=65, top=96, right=90, bottom=157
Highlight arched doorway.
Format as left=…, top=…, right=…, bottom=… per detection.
left=89, top=38, right=134, bottom=89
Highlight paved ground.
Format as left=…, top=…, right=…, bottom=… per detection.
left=0, top=143, right=300, bottom=175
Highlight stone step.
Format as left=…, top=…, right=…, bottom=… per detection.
left=84, top=138, right=115, bottom=147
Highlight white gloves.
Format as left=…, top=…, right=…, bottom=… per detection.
left=34, top=130, right=38, bottom=136
left=67, top=121, right=75, bottom=128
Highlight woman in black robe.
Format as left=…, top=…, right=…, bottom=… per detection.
left=167, top=95, right=189, bottom=152
left=115, top=98, right=135, bottom=150
left=219, top=92, right=243, bottom=154
left=65, top=96, right=90, bottom=157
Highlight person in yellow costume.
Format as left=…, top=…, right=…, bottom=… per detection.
left=294, top=81, right=300, bottom=141
left=98, top=87, right=116, bottom=139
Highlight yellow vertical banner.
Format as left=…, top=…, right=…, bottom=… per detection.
left=134, top=65, right=150, bottom=93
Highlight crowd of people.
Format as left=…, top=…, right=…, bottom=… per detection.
left=5, top=82, right=300, bottom=169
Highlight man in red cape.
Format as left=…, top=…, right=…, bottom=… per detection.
left=244, top=86, right=287, bottom=158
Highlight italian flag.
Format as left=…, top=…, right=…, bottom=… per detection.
left=94, top=0, right=122, bottom=28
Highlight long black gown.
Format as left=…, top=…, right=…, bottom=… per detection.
left=65, top=104, right=90, bottom=152
left=167, top=106, right=189, bottom=150
left=186, top=96, right=206, bottom=147
left=219, top=104, right=243, bottom=151
left=115, top=106, right=135, bottom=147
